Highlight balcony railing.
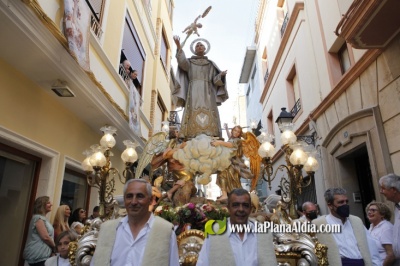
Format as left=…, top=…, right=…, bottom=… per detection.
left=290, top=98, right=301, bottom=118
left=335, top=0, right=400, bottom=49
left=264, top=69, right=270, bottom=83
left=119, top=64, right=132, bottom=89
left=280, top=12, right=289, bottom=38
left=90, top=15, right=103, bottom=40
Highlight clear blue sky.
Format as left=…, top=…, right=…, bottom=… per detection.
left=172, top=0, right=258, bottom=128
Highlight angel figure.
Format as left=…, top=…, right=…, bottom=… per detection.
left=211, top=125, right=261, bottom=202
left=182, top=15, right=203, bottom=37
left=178, top=5, right=211, bottom=49
left=135, top=130, right=196, bottom=206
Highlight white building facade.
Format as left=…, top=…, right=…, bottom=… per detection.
left=240, top=0, right=400, bottom=220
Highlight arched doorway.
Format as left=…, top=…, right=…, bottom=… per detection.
left=338, top=145, right=375, bottom=225
left=320, top=107, right=392, bottom=222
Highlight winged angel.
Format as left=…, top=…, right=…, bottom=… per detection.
left=210, top=125, right=262, bottom=202
left=135, top=126, right=261, bottom=204
left=134, top=130, right=197, bottom=206
left=180, top=6, right=212, bottom=49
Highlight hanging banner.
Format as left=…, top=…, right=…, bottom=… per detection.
left=63, top=0, right=91, bottom=71
left=129, top=84, right=142, bottom=136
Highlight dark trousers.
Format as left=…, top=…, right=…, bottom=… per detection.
left=29, top=261, right=46, bottom=266
left=341, top=257, right=364, bottom=266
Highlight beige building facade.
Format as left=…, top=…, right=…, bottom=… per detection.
left=241, top=0, right=400, bottom=219
left=0, top=0, right=175, bottom=264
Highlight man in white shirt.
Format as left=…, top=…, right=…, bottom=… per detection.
left=196, top=188, right=277, bottom=266
left=379, top=173, right=400, bottom=266
left=296, top=201, right=318, bottom=223
left=313, top=187, right=381, bottom=266
left=91, top=179, right=179, bottom=266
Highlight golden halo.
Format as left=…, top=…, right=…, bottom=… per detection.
left=190, top=38, right=210, bottom=55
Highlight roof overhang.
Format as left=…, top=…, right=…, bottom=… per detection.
left=335, top=0, right=400, bottom=49
left=239, top=46, right=257, bottom=83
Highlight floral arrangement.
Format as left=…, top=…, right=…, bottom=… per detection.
left=154, top=204, right=179, bottom=225
left=176, top=203, right=206, bottom=230
left=154, top=202, right=230, bottom=233
left=201, top=203, right=230, bottom=221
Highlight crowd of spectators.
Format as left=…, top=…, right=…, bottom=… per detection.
left=119, top=59, right=141, bottom=90
left=22, top=172, right=400, bottom=265
left=23, top=198, right=98, bottom=266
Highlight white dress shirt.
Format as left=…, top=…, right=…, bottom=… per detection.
left=58, top=256, right=71, bottom=266
left=109, top=214, right=179, bottom=266
left=393, top=204, right=400, bottom=265
left=326, top=214, right=381, bottom=266
left=196, top=219, right=258, bottom=266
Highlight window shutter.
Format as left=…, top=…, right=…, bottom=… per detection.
left=160, top=31, right=168, bottom=68
left=86, top=0, right=104, bottom=22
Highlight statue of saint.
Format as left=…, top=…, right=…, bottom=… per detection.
left=173, top=36, right=228, bottom=140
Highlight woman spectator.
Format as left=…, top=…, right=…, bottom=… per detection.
left=45, top=230, right=77, bottom=266
left=23, top=196, right=56, bottom=266
left=52, top=205, right=71, bottom=241
left=366, top=201, right=395, bottom=266
left=129, top=69, right=142, bottom=90
left=68, top=207, right=86, bottom=226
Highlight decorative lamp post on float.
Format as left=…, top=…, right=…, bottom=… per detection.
left=81, top=125, right=138, bottom=218
left=258, top=108, right=319, bottom=219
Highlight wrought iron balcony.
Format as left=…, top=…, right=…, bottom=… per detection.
left=290, top=98, right=301, bottom=118
left=280, top=12, right=289, bottom=38
left=90, top=14, right=103, bottom=40
left=264, top=69, right=270, bottom=83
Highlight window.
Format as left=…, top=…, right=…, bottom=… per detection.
left=262, top=47, right=269, bottom=83
left=339, top=43, right=351, bottom=74
left=291, top=74, right=301, bottom=117
left=267, top=110, right=274, bottom=136
left=246, top=85, right=251, bottom=107
left=160, top=30, right=169, bottom=70
left=0, top=143, right=41, bottom=266
left=264, top=69, right=270, bottom=83
left=166, top=0, right=174, bottom=20
left=280, top=12, right=289, bottom=37
left=293, top=75, right=300, bottom=104
left=154, top=95, right=167, bottom=132
left=251, top=65, right=257, bottom=92
left=121, top=15, right=146, bottom=95
left=86, top=0, right=105, bottom=39
left=60, top=168, right=89, bottom=211
left=278, top=0, right=289, bottom=37
left=286, top=66, right=301, bottom=117
left=85, top=0, right=105, bottom=22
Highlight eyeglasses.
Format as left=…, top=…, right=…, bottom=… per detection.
left=367, top=208, right=378, bottom=213
left=80, top=210, right=86, bottom=213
